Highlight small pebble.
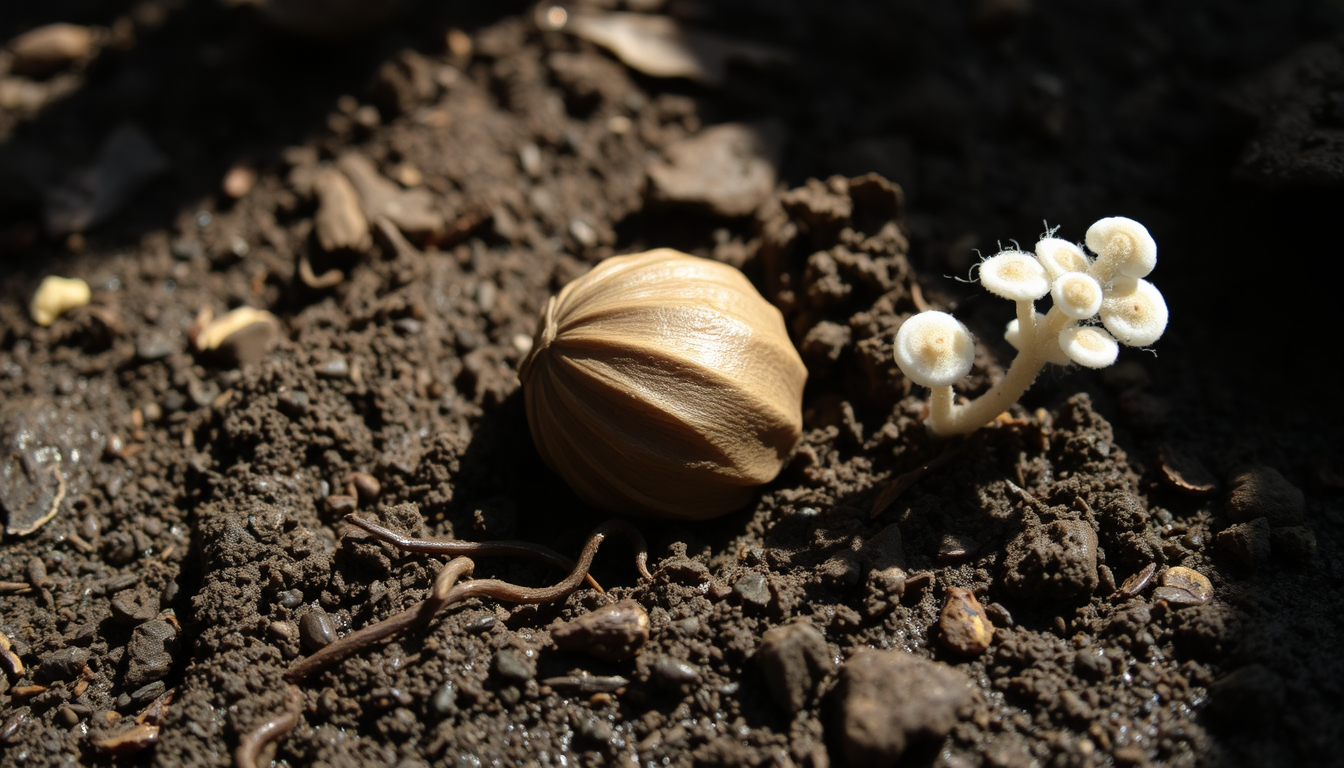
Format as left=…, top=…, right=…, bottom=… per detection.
left=938, top=587, right=994, bottom=655
left=756, top=621, right=832, bottom=715
left=349, top=472, right=380, bottom=503
left=733, top=572, right=772, bottom=607
left=649, top=656, right=700, bottom=689
left=464, top=613, right=496, bottom=634
left=323, top=494, right=357, bottom=516
left=316, top=358, right=350, bottom=379
left=276, top=589, right=304, bottom=609
left=492, top=647, right=536, bottom=684
left=432, top=679, right=457, bottom=715
left=299, top=607, right=336, bottom=651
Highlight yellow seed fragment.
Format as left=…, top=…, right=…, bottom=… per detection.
left=29, top=275, right=91, bottom=326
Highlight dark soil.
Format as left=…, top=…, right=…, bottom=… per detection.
left=2, top=1, right=1343, bottom=767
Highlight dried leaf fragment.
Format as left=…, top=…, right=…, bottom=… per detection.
left=1158, top=446, right=1217, bottom=496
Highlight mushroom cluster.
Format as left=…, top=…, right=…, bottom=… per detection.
left=894, top=217, right=1167, bottom=436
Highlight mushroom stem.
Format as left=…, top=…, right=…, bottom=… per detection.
left=926, top=306, right=1076, bottom=436
left=1014, top=300, right=1036, bottom=344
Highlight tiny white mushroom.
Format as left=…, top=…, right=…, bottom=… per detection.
left=1085, top=216, right=1157, bottom=279
left=979, top=251, right=1050, bottom=301
left=893, top=311, right=975, bottom=388
left=1051, top=272, right=1104, bottom=320
left=1035, top=238, right=1090, bottom=280
left=1059, top=326, right=1119, bottom=369
left=1100, top=276, right=1168, bottom=346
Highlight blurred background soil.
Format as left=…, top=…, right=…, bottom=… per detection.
left=1, top=1, right=1342, bottom=766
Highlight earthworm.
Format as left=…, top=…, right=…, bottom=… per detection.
left=285, top=520, right=649, bottom=682
left=285, top=557, right=474, bottom=682
left=442, top=519, right=651, bottom=604
left=235, top=686, right=303, bottom=768
left=345, top=514, right=605, bottom=591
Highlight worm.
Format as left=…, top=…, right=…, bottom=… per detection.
left=345, top=514, right=605, bottom=591
left=285, top=520, right=650, bottom=682
left=235, top=686, right=303, bottom=768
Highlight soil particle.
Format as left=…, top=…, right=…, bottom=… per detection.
left=1225, top=466, right=1306, bottom=527
left=832, top=648, right=971, bottom=766
left=755, top=620, right=832, bottom=716
left=1001, top=518, right=1099, bottom=601
left=491, top=647, right=536, bottom=685
left=550, top=599, right=650, bottom=662
left=1217, top=517, right=1273, bottom=568
left=0, top=400, right=104, bottom=536
left=124, top=618, right=178, bottom=689
left=35, top=646, right=87, bottom=683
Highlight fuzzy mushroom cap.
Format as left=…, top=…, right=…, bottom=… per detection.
left=1035, top=238, right=1090, bottom=279
left=979, top=251, right=1050, bottom=301
left=894, top=311, right=976, bottom=388
left=1059, top=326, right=1119, bottom=369
left=1005, top=314, right=1072, bottom=366
left=1085, top=217, right=1157, bottom=278
left=1101, top=277, right=1168, bottom=346
left=1051, top=273, right=1103, bottom=320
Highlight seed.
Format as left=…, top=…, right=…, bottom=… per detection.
left=1117, top=563, right=1156, bottom=598
left=299, top=607, right=336, bottom=651
left=1153, top=566, right=1212, bottom=607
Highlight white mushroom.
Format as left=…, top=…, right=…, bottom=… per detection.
left=1059, top=326, right=1119, bottom=369
left=1051, top=272, right=1103, bottom=320
left=1086, top=216, right=1157, bottom=279
left=979, top=251, right=1050, bottom=301
left=892, top=311, right=975, bottom=388
left=1100, top=276, right=1168, bottom=346
left=892, top=216, right=1167, bottom=436
left=1035, top=238, right=1090, bottom=280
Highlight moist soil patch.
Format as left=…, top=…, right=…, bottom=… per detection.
left=1, top=2, right=1342, bottom=767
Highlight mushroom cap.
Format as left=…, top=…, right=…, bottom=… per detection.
left=894, top=311, right=975, bottom=388
left=1005, top=314, right=1071, bottom=366
left=1101, top=276, right=1168, bottom=346
left=1058, top=326, right=1119, bottom=369
left=1051, top=273, right=1103, bottom=320
left=1035, top=238, right=1090, bottom=280
left=979, top=251, right=1050, bottom=301
left=1085, top=217, right=1157, bottom=278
